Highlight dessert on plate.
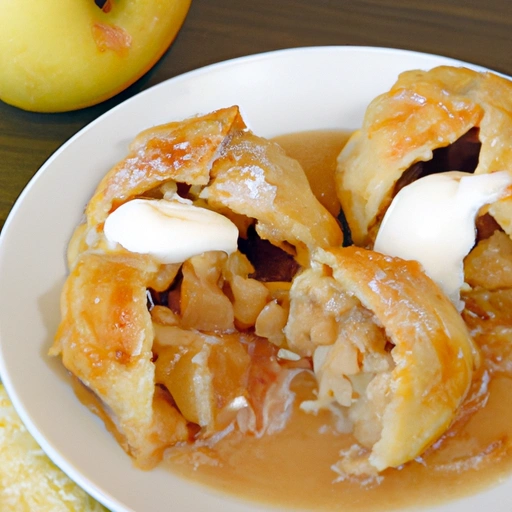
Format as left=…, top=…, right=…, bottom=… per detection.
left=50, top=65, right=512, bottom=509
left=50, top=105, right=343, bottom=469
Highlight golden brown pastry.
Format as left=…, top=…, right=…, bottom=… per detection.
left=85, top=106, right=246, bottom=229
left=336, top=66, right=512, bottom=246
left=51, top=106, right=342, bottom=469
left=285, top=246, right=476, bottom=473
left=207, top=130, right=341, bottom=254
left=51, top=252, right=189, bottom=469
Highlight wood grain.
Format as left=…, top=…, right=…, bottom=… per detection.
left=1, top=0, right=512, bottom=231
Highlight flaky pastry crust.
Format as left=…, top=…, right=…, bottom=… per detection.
left=86, top=106, right=247, bottom=228
left=336, top=66, right=512, bottom=246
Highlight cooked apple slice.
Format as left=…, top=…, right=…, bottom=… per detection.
left=154, top=328, right=251, bottom=431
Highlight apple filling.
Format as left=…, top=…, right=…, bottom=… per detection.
left=392, top=127, right=481, bottom=196
left=148, top=246, right=304, bottom=437
left=285, top=265, right=394, bottom=448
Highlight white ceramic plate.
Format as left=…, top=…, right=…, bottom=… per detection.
left=0, top=46, right=506, bottom=512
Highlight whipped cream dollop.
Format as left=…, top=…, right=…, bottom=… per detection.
left=104, top=197, right=239, bottom=264
left=374, top=171, right=512, bottom=310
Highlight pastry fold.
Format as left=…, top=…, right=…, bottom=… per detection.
left=208, top=130, right=341, bottom=253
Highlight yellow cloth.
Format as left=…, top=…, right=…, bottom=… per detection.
left=0, top=384, right=107, bottom=512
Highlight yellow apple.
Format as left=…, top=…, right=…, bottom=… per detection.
left=0, top=0, right=191, bottom=112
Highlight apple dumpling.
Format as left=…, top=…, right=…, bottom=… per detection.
left=285, top=246, right=477, bottom=474
left=50, top=106, right=342, bottom=469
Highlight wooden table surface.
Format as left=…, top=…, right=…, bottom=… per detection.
left=1, top=0, right=512, bottom=232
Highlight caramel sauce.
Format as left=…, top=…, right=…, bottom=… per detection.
left=273, top=130, right=351, bottom=217
left=167, top=373, right=512, bottom=511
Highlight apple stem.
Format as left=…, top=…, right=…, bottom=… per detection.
left=94, top=0, right=113, bottom=13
